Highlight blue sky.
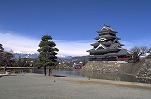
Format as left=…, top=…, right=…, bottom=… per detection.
left=0, top=0, right=151, bottom=56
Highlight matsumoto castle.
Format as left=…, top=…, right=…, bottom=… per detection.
left=87, top=25, right=129, bottom=61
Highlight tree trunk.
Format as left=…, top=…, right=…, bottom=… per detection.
left=48, top=68, right=52, bottom=76
left=4, top=65, right=7, bottom=72
left=44, top=66, right=46, bottom=76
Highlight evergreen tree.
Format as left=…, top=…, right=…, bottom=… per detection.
left=37, top=34, right=59, bottom=76
left=17, top=55, right=22, bottom=66
left=0, top=44, right=15, bottom=68
left=0, top=44, right=4, bottom=52
left=0, top=44, right=4, bottom=66
left=3, top=52, right=14, bottom=67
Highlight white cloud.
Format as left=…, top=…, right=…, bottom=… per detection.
left=55, top=40, right=92, bottom=56
left=0, top=32, right=151, bottom=56
left=0, top=32, right=93, bottom=56
left=0, top=32, right=39, bottom=53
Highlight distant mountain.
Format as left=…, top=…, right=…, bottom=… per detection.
left=13, top=52, right=89, bottom=64
left=14, top=53, right=39, bottom=59
left=57, top=55, right=89, bottom=65
left=70, top=56, right=89, bottom=62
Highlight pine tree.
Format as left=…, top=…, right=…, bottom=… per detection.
left=3, top=52, right=14, bottom=67
left=0, top=44, right=4, bottom=52
left=0, top=44, right=4, bottom=66
left=37, top=35, right=59, bottom=76
left=0, top=44, right=14, bottom=71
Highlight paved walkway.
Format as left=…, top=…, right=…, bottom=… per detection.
left=0, top=73, right=151, bottom=99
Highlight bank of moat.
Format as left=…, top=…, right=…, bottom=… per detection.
left=83, top=61, right=122, bottom=74
left=83, top=59, right=151, bottom=78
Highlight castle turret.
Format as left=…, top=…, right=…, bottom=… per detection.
left=87, top=25, right=129, bottom=61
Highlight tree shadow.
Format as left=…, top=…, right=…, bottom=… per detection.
left=51, top=75, right=66, bottom=77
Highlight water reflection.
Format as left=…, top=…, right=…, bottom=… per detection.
left=51, top=69, right=86, bottom=78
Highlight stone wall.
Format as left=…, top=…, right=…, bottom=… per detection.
left=83, top=59, right=151, bottom=77
left=83, top=61, right=121, bottom=74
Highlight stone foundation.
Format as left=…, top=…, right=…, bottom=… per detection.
left=83, top=59, right=151, bottom=77
left=83, top=61, right=122, bottom=74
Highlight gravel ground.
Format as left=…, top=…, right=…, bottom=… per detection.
left=0, top=73, right=151, bottom=99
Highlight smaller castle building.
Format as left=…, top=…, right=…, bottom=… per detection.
left=87, top=25, right=129, bottom=61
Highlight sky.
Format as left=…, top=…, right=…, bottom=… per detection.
left=0, top=0, right=151, bottom=56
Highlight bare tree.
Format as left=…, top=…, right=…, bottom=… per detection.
left=147, top=48, right=151, bottom=58
left=140, top=46, right=150, bottom=55
left=130, top=46, right=150, bottom=62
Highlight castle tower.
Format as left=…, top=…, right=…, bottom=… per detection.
left=87, top=25, right=129, bottom=61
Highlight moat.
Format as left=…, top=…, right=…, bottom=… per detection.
left=1, top=67, right=151, bottom=84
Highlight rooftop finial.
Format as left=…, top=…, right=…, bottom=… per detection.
left=104, top=24, right=110, bottom=27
